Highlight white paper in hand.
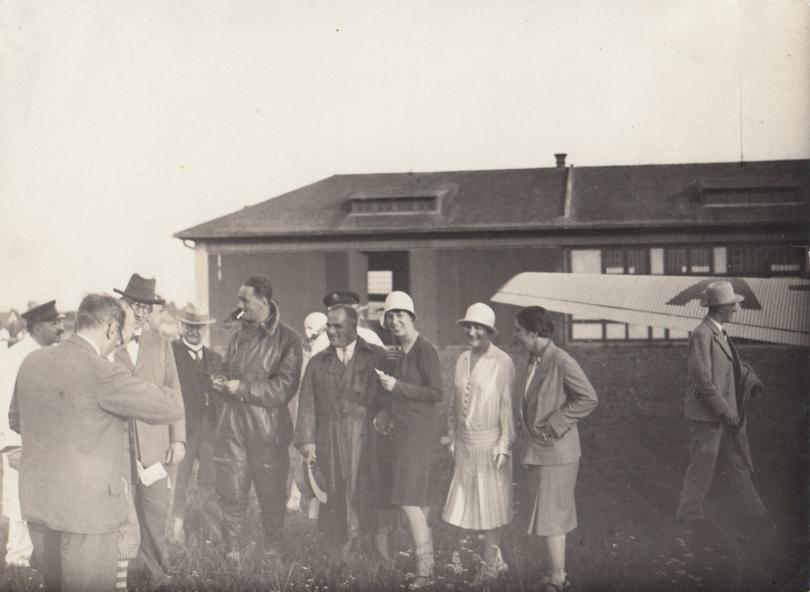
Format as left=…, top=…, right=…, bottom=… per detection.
left=137, top=461, right=168, bottom=487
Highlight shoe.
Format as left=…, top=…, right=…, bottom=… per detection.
left=472, top=545, right=508, bottom=586
left=225, top=550, right=241, bottom=567
left=409, top=575, right=433, bottom=590
left=541, top=577, right=572, bottom=592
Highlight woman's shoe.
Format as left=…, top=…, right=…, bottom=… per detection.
left=541, top=578, right=572, bottom=592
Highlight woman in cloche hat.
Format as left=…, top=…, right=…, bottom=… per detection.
left=375, top=291, right=443, bottom=589
left=442, top=303, right=515, bottom=584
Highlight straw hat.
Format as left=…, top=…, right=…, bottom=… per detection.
left=700, top=281, right=744, bottom=307
left=177, top=303, right=215, bottom=325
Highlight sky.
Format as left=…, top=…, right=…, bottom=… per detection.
left=1, top=0, right=808, bottom=312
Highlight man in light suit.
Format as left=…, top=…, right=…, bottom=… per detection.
left=10, top=294, right=184, bottom=592
left=113, top=273, right=185, bottom=584
left=676, top=281, right=766, bottom=524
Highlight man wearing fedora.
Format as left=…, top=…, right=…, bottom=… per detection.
left=170, top=304, right=223, bottom=544
left=676, top=280, right=766, bottom=526
left=113, top=274, right=185, bottom=584
left=0, top=300, right=65, bottom=567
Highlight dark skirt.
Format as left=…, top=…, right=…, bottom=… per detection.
left=389, top=425, right=434, bottom=506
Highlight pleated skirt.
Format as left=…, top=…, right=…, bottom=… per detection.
left=524, top=461, right=579, bottom=536
left=442, top=428, right=512, bottom=531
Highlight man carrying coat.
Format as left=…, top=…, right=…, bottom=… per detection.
left=10, top=294, right=184, bottom=592
left=676, top=280, right=766, bottom=525
left=295, top=305, right=389, bottom=557
left=113, top=273, right=185, bottom=585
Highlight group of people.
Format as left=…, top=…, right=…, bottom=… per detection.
left=0, top=272, right=767, bottom=592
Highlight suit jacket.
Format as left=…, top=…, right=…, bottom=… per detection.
left=115, top=329, right=184, bottom=466
left=171, top=340, right=222, bottom=442
left=684, top=318, right=739, bottom=422
left=10, top=335, right=183, bottom=534
left=517, top=342, right=598, bottom=466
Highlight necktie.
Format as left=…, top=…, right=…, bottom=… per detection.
left=337, top=347, right=346, bottom=365
left=188, top=347, right=202, bottom=361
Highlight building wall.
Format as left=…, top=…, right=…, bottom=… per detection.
left=207, top=251, right=330, bottom=347
left=435, top=246, right=563, bottom=344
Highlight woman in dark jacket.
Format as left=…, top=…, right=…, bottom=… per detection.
left=375, top=291, right=443, bottom=590
left=514, top=306, right=598, bottom=592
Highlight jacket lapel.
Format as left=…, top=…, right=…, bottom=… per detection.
left=706, top=319, right=733, bottom=360
left=114, top=346, right=135, bottom=372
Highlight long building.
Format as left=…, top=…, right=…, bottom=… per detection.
left=175, top=155, right=809, bottom=348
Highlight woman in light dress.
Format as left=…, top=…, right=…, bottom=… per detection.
left=442, top=303, right=515, bottom=583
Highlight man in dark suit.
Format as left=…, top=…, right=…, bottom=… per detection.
left=294, top=305, right=389, bottom=558
left=112, top=273, right=185, bottom=584
left=676, top=280, right=766, bottom=524
left=10, top=294, right=184, bottom=592
left=170, top=304, right=223, bottom=544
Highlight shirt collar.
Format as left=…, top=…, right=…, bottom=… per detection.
left=707, top=317, right=724, bottom=333
left=182, top=337, right=204, bottom=352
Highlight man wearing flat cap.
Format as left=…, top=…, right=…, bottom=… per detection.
left=170, top=304, right=223, bottom=544
left=676, top=280, right=766, bottom=527
left=112, top=273, right=184, bottom=585
left=0, top=300, right=64, bottom=567
left=322, top=291, right=384, bottom=348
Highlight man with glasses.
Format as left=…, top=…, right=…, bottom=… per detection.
left=11, top=294, right=184, bottom=591
left=0, top=300, right=65, bottom=568
left=113, top=274, right=184, bottom=586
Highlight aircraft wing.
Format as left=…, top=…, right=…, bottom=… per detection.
left=491, top=272, right=810, bottom=347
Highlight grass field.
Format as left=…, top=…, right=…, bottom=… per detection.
left=0, top=344, right=806, bottom=591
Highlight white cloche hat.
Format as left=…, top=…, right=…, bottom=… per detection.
left=380, top=291, right=416, bottom=328
left=456, top=302, right=498, bottom=335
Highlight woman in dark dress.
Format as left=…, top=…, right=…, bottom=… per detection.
left=375, top=291, right=443, bottom=589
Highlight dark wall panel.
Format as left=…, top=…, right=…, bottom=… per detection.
left=436, top=247, right=563, bottom=345
left=208, top=252, right=327, bottom=349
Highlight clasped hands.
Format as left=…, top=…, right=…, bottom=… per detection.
left=212, top=375, right=240, bottom=395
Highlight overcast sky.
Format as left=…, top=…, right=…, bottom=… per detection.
left=1, top=0, right=808, bottom=312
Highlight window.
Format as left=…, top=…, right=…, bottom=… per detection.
left=728, top=245, right=803, bottom=276
left=664, top=247, right=712, bottom=275
left=365, top=252, right=410, bottom=322
left=703, top=186, right=801, bottom=208
left=349, top=189, right=446, bottom=215
left=351, top=196, right=438, bottom=214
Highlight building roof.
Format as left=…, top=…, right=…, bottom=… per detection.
left=176, top=159, right=810, bottom=240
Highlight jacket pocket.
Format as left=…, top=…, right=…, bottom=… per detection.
left=109, top=475, right=126, bottom=496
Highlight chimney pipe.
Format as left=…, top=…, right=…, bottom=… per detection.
left=554, top=153, right=567, bottom=169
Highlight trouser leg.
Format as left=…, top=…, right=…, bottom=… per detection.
left=28, top=523, right=61, bottom=592
left=60, top=531, right=118, bottom=592
left=215, top=438, right=251, bottom=550
left=2, top=456, right=33, bottom=566
left=134, top=472, right=173, bottom=581
left=172, top=436, right=198, bottom=523
left=250, top=444, right=289, bottom=545
left=676, top=421, right=722, bottom=522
